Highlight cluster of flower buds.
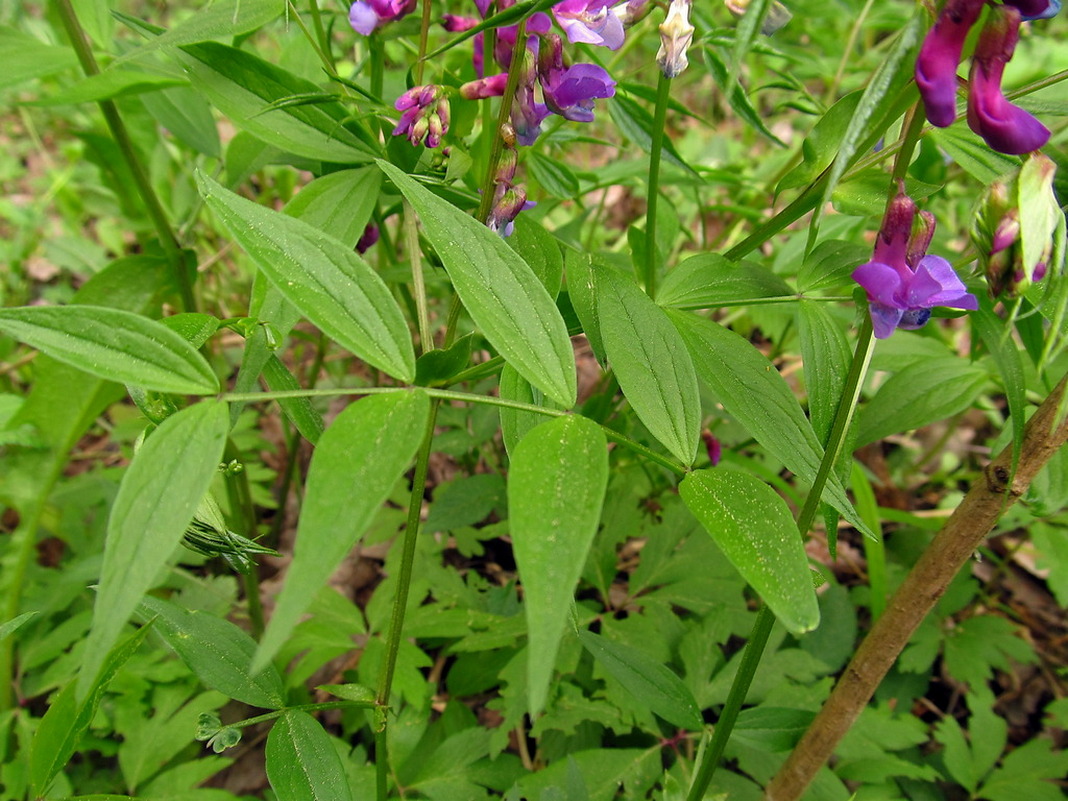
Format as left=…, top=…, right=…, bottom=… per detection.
left=393, top=85, right=450, bottom=149
left=486, top=124, right=536, bottom=237
left=915, top=0, right=1059, bottom=155
left=853, top=187, right=978, bottom=338
left=971, top=154, right=1059, bottom=297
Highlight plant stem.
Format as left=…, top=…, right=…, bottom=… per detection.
left=369, top=33, right=385, bottom=102
left=414, top=0, right=434, bottom=84
left=643, top=72, right=672, bottom=300
left=851, top=462, right=887, bottom=621
left=220, top=387, right=688, bottom=477
left=686, top=315, right=876, bottom=801
left=374, top=400, right=440, bottom=799
left=306, top=0, right=333, bottom=72
left=476, top=19, right=527, bottom=224
left=767, top=371, right=1068, bottom=801
left=223, top=439, right=266, bottom=639
left=53, top=0, right=195, bottom=313
left=404, top=202, right=433, bottom=353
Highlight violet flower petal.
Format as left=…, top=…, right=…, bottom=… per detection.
left=914, top=0, right=984, bottom=127
left=853, top=261, right=905, bottom=309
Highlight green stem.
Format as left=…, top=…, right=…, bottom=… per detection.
left=369, top=33, right=384, bottom=102
left=220, top=387, right=688, bottom=478
left=375, top=400, right=440, bottom=799
left=306, top=0, right=334, bottom=72
left=476, top=19, right=527, bottom=224
left=53, top=0, right=195, bottom=313
left=223, top=439, right=265, bottom=639
left=643, top=72, right=672, bottom=300
left=414, top=0, right=434, bottom=85
left=404, top=202, right=433, bottom=354
left=686, top=315, right=876, bottom=801
left=851, top=462, right=886, bottom=621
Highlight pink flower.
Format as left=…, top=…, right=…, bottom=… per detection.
left=966, top=5, right=1050, bottom=155
left=552, top=0, right=626, bottom=50
left=349, top=0, right=416, bottom=35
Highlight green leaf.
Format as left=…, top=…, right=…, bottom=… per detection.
left=507, top=214, right=564, bottom=298
left=138, top=595, right=286, bottom=708
left=0, top=26, right=78, bottom=89
left=669, top=310, right=870, bottom=536
left=681, top=469, right=819, bottom=633
left=577, top=630, right=703, bottom=730
left=0, top=305, right=218, bottom=395
left=797, top=300, right=851, bottom=443
left=597, top=267, right=701, bottom=465
left=732, top=707, right=815, bottom=752
left=973, top=303, right=1025, bottom=471
left=31, top=68, right=184, bottom=105
left=253, top=391, right=430, bottom=672
left=179, top=41, right=378, bottom=163
left=78, top=400, right=230, bottom=699
left=32, top=625, right=153, bottom=797
left=856, top=358, right=987, bottom=447
left=197, top=171, right=414, bottom=382
left=379, top=161, right=576, bottom=407
left=930, top=125, right=1018, bottom=185
left=317, top=683, right=376, bottom=705
left=566, top=248, right=606, bottom=362
left=0, top=611, right=38, bottom=644
left=262, top=356, right=325, bottom=445
left=117, top=0, right=283, bottom=60
left=608, top=94, right=696, bottom=175
left=777, top=93, right=862, bottom=193
left=796, top=238, right=870, bottom=293
left=527, top=151, right=580, bottom=198
left=498, top=363, right=553, bottom=457
left=817, top=12, right=922, bottom=227
left=283, top=167, right=382, bottom=249
left=142, top=84, right=221, bottom=158
left=657, top=254, right=794, bottom=309
left=266, top=710, right=353, bottom=801
left=509, top=416, right=608, bottom=715
left=935, top=715, right=978, bottom=792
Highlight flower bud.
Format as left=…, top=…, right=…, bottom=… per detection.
left=657, top=0, right=695, bottom=78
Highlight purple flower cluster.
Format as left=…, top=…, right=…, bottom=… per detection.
left=393, top=85, right=450, bottom=148
left=853, top=190, right=978, bottom=339
left=915, top=0, right=1058, bottom=155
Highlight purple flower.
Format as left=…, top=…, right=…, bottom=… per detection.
left=349, top=0, right=416, bottom=35
left=852, top=192, right=977, bottom=339
left=1003, top=0, right=1062, bottom=20
left=511, top=46, right=550, bottom=145
left=357, top=224, right=380, bottom=253
left=915, top=0, right=985, bottom=128
left=492, top=15, right=552, bottom=71
left=552, top=0, right=626, bottom=50
left=537, top=34, right=616, bottom=123
left=459, top=73, right=509, bottom=100
left=392, top=85, right=450, bottom=148
left=967, top=5, right=1050, bottom=155
left=442, top=13, right=479, bottom=31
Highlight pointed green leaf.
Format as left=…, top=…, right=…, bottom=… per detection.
left=179, top=41, right=378, bottom=164
left=577, top=630, right=703, bottom=730
left=658, top=254, right=794, bottom=310
left=117, top=0, right=282, bottom=57
left=378, top=160, right=576, bottom=407
left=855, top=358, right=987, bottom=447
left=510, top=416, right=608, bottom=715
left=138, top=596, right=286, bottom=708
left=669, top=310, right=871, bottom=537
left=797, top=300, right=851, bottom=443
left=0, top=612, right=37, bottom=644
left=33, top=625, right=154, bottom=797
left=0, top=306, right=218, bottom=395
left=498, top=363, right=554, bottom=457
left=266, top=710, right=353, bottom=801
left=680, top=469, right=819, bottom=633
left=197, top=171, right=414, bottom=382
left=598, top=267, right=700, bottom=465
left=283, top=167, right=382, bottom=249
left=253, top=391, right=430, bottom=672
left=0, top=26, right=78, bottom=89
left=78, top=400, right=229, bottom=699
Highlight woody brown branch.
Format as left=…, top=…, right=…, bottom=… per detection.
left=765, top=372, right=1068, bottom=801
